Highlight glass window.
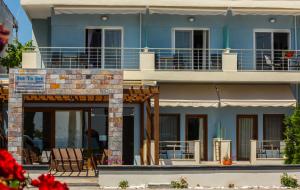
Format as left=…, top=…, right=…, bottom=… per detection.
left=160, top=114, right=180, bottom=141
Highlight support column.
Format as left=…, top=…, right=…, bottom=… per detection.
left=108, top=89, right=123, bottom=165
left=140, top=103, right=145, bottom=165
left=145, top=99, right=151, bottom=165
left=153, top=94, right=160, bottom=165
left=8, top=93, right=23, bottom=163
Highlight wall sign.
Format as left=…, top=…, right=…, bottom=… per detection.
left=15, top=74, right=45, bottom=93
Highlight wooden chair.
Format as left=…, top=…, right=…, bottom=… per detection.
left=67, top=148, right=84, bottom=172
left=51, top=148, right=64, bottom=172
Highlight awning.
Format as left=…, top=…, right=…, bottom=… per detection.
left=149, top=7, right=228, bottom=15
left=231, top=8, right=300, bottom=16
left=54, top=6, right=147, bottom=15
left=158, top=84, right=219, bottom=107
left=218, top=84, right=297, bottom=107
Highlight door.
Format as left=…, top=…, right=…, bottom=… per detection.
left=263, top=114, right=285, bottom=150
left=186, top=115, right=208, bottom=161
left=174, top=29, right=209, bottom=70
left=255, top=31, right=289, bottom=70
left=237, top=115, right=258, bottom=161
left=86, top=28, right=122, bottom=68
left=123, top=108, right=134, bottom=165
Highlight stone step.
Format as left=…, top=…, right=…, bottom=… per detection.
left=147, top=183, right=171, bottom=189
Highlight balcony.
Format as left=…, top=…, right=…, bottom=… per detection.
left=22, top=47, right=300, bottom=83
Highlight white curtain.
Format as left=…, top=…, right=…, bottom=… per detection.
left=238, top=118, right=253, bottom=160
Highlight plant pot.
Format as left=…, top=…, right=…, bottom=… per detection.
left=223, top=159, right=232, bottom=166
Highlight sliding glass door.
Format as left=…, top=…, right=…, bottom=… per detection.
left=174, top=29, right=209, bottom=70
left=86, top=28, right=122, bottom=68
left=255, top=30, right=290, bottom=70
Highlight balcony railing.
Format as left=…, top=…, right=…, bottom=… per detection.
left=23, top=47, right=300, bottom=72
left=153, top=48, right=223, bottom=71
left=31, top=47, right=141, bottom=69
left=234, top=49, right=300, bottom=71
left=256, top=140, right=285, bottom=159
left=159, top=141, right=197, bottom=160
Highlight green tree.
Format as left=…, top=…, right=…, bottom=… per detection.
left=284, top=106, right=300, bottom=164
left=0, top=40, right=33, bottom=73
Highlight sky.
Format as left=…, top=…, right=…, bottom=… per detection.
left=4, top=0, right=32, bottom=44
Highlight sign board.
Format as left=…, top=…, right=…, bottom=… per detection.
left=15, top=74, right=45, bottom=93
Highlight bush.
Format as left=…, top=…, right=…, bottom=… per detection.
left=170, top=177, right=188, bottom=189
left=118, top=180, right=129, bottom=189
left=284, top=107, right=300, bottom=164
left=281, top=173, right=299, bottom=188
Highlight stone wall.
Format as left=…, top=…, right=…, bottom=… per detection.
left=8, top=69, right=123, bottom=164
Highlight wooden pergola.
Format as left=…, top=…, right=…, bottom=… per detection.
left=0, top=83, right=160, bottom=165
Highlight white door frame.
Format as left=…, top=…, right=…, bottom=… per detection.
left=253, top=29, right=291, bottom=70
left=172, top=28, right=210, bottom=69
left=85, top=26, right=124, bottom=69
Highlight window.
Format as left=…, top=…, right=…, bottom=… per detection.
left=173, top=29, right=210, bottom=70
left=159, top=114, right=180, bottom=141
left=85, top=28, right=122, bottom=68
left=263, top=114, right=285, bottom=148
left=254, top=30, right=290, bottom=70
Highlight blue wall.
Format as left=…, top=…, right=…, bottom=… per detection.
left=31, top=14, right=298, bottom=49
left=160, top=106, right=293, bottom=161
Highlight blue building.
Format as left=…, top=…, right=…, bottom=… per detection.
left=14, top=0, right=300, bottom=166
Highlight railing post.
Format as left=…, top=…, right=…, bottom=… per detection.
left=22, top=50, right=42, bottom=69
left=140, top=48, right=155, bottom=71
left=150, top=140, right=155, bottom=165
left=250, top=140, right=257, bottom=165
left=194, top=140, right=201, bottom=164
left=222, top=52, right=238, bottom=72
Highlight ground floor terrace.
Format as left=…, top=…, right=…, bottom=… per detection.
left=0, top=69, right=298, bottom=167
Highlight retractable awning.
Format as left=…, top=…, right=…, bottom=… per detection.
left=158, top=84, right=219, bottom=107
left=231, top=8, right=300, bottom=16
left=218, top=84, right=297, bottom=107
left=149, top=7, right=228, bottom=15
left=54, top=6, right=147, bottom=15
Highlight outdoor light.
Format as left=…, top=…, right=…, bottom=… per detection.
left=269, top=18, right=276, bottom=23
left=188, top=17, right=195, bottom=22
left=101, top=16, right=109, bottom=21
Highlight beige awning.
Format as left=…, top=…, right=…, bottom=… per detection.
left=231, top=8, right=300, bottom=16
left=218, top=84, right=297, bottom=107
left=54, top=6, right=147, bottom=15
left=149, top=7, right=228, bottom=15
left=158, top=84, right=219, bottom=107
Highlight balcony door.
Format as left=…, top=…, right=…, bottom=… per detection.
left=237, top=115, right=258, bottom=161
left=186, top=115, right=208, bottom=161
left=86, top=28, right=122, bottom=68
left=254, top=30, right=290, bottom=70
left=173, top=29, right=209, bottom=70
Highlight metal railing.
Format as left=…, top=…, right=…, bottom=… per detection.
left=256, top=140, right=285, bottom=159
left=28, top=47, right=141, bottom=69
left=153, top=48, right=223, bottom=71
left=159, top=141, right=196, bottom=160
left=234, top=49, right=300, bottom=71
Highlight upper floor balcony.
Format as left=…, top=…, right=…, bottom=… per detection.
left=22, top=47, right=300, bottom=83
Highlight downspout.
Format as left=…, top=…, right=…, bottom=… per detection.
left=139, top=13, right=142, bottom=49
left=295, top=15, right=299, bottom=105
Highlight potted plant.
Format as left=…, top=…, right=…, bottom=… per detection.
left=222, top=153, right=232, bottom=165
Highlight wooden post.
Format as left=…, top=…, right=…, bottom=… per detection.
left=145, top=99, right=152, bottom=165
left=153, top=94, right=160, bottom=165
left=140, top=103, right=145, bottom=165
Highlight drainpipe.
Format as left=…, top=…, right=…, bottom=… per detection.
left=139, top=13, right=142, bottom=49
left=295, top=16, right=299, bottom=104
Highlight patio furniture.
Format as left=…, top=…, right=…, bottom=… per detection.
left=50, top=148, right=97, bottom=173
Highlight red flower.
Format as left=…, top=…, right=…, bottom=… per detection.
left=0, top=183, right=14, bottom=190
left=31, top=179, right=41, bottom=187
left=32, top=174, right=69, bottom=190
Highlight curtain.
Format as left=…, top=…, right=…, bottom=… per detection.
left=238, top=117, right=254, bottom=160
left=264, top=115, right=283, bottom=149
left=104, top=29, right=122, bottom=68
left=160, top=115, right=179, bottom=141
